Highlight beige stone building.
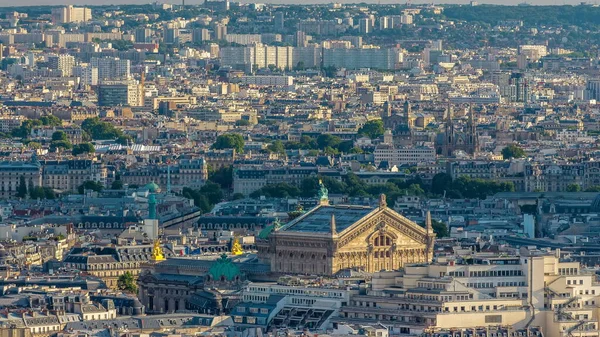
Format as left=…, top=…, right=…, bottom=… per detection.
left=257, top=193, right=435, bottom=276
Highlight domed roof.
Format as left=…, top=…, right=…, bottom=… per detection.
left=145, top=182, right=161, bottom=193
left=209, top=254, right=240, bottom=281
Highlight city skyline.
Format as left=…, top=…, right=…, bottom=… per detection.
left=0, top=0, right=586, bottom=6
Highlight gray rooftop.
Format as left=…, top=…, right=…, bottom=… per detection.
left=282, top=205, right=373, bottom=234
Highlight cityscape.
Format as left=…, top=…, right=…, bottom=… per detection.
left=0, top=2, right=599, bottom=337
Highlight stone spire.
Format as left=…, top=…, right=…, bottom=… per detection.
left=426, top=210, right=433, bottom=234
left=330, top=213, right=337, bottom=236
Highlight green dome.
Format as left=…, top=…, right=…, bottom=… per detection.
left=209, top=254, right=241, bottom=281
left=145, top=182, right=161, bottom=193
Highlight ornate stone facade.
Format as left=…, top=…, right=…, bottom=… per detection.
left=257, top=195, right=434, bottom=276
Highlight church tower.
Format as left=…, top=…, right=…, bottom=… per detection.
left=381, top=101, right=392, bottom=118
left=467, top=104, right=479, bottom=154
left=443, top=103, right=454, bottom=156
left=403, top=100, right=413, bottom=128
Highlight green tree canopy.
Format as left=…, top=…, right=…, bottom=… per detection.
left=16, top=175, right=27, bottom=198
left=117, top=272, right=138, bottom=293
left=358, top=120, right=385, bottom=139
left=78, top=180, right=103, bottom=194
left=502, top=144, right=526, bottom=160
left=212, top=134, right=245, bottom=153
left=52, top=131, right=68, bottom=141
left=316, top=134, right=342, bottom=150
left=208, top=166, right=233, bottom=189
left=50, top=140, right=72, bottom=152
left=567, top=184, right=582, bottom=192
left=267, top=140, right=286, bottom=154
left=72, top=143, right=95, bottom=156
left=39, top=115, right=62, bottom=126
left=111, top=180, right=124, bottom=190
left=81, top=117, right=129, bottom=141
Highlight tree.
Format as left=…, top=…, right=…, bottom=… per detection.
left=316, top=134, right=341, bottom=150
left=502, top=144, right=526, bottom=160
left=267, top=140, right=285, bottom=154
left=358, top=120, right=385, bottom=139
left=231, top=192, right=245, bottom=200
left=182, top=181, right=224, bottom=213
left=250, top=182, right=301, bottom=198
left=52, top=131, right=68, bottom=141
left=29, top=186, right=46, bottom=200
left=28, top=142, right=42, bottom=149
left=39, top=115, right=62, bottom=126
left=209, top=166, right=233, bottom=189
left=111, top=180, right=124, bottom=190
left=81, top=117, right=128, bottom=141
left=323, top=65, right=337, bottom=77
left=117, top=272, right=138, bottom=293
left=432, top=219, right=449, bottom=237
left=72, top=143, right=95, bottom=156
left=16, top=175, right=27, bottom=198
left=43, top=187, right=56, bottom=199
left=78, top=180, right=103, bottom=194
left=567, top=184, right=582, bottom=192
left=236, top=119, right=250, bottom=126
left=212, top=134, right=244, bottom=153
left=12, top=119, right=42, bottom=138
left=431, top=173, right=453, bottom=196
left=50, top=140, right=72, bottom=152
left=422, top=219, right=449, bottom=237
left=586, top=186, right=600, bottom=192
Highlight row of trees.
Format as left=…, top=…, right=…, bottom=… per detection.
left=16, top=176, right=56, bottom=199
left=250, top=172, right=515, bottom=207
left=212, top=122, right=384, bottom=157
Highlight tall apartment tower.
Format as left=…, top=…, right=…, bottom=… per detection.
left=48, top=54, right=75, bottom=77
left=214, top=23, right=227, bottom=41
left=51, top=6, right=92, bottom=24
left=359, top=18, right=372, bottom=34
left=274, top=12, right=285, bottom=31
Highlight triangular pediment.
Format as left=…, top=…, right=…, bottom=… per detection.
left=337, top=207, right=428, bottom=248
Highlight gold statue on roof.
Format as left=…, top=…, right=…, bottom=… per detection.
left=150, top=239, right=165, bottom=261
left=231, top=236, right=243, bottom=256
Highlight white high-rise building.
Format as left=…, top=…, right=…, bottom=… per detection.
left=51, top=6, right=92, bottom=24
left=73, top=64, right=98, bottom=86
left=91, top=57, right=131, bottom=82
left=322, top=47, right=402, bottom=70
left=47, top=54, right=75, bottom=77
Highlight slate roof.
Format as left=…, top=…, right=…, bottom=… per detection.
left=64, top=314, right=221, bottom=331
left=281, top=205, right=374, bottom=234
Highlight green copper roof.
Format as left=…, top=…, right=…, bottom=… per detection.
left=258, top=219, right=282, bottom=240
left=209, top=254, right=241, bottom=281
left=145, top=182, right=161, bottom=193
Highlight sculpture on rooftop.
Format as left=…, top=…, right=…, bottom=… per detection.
left=150, top=240, right=165, bottom=262
left=318, top=179, right=329, bottom=205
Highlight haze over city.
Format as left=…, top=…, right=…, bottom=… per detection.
left=0, top=0, right=588, bottom=5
